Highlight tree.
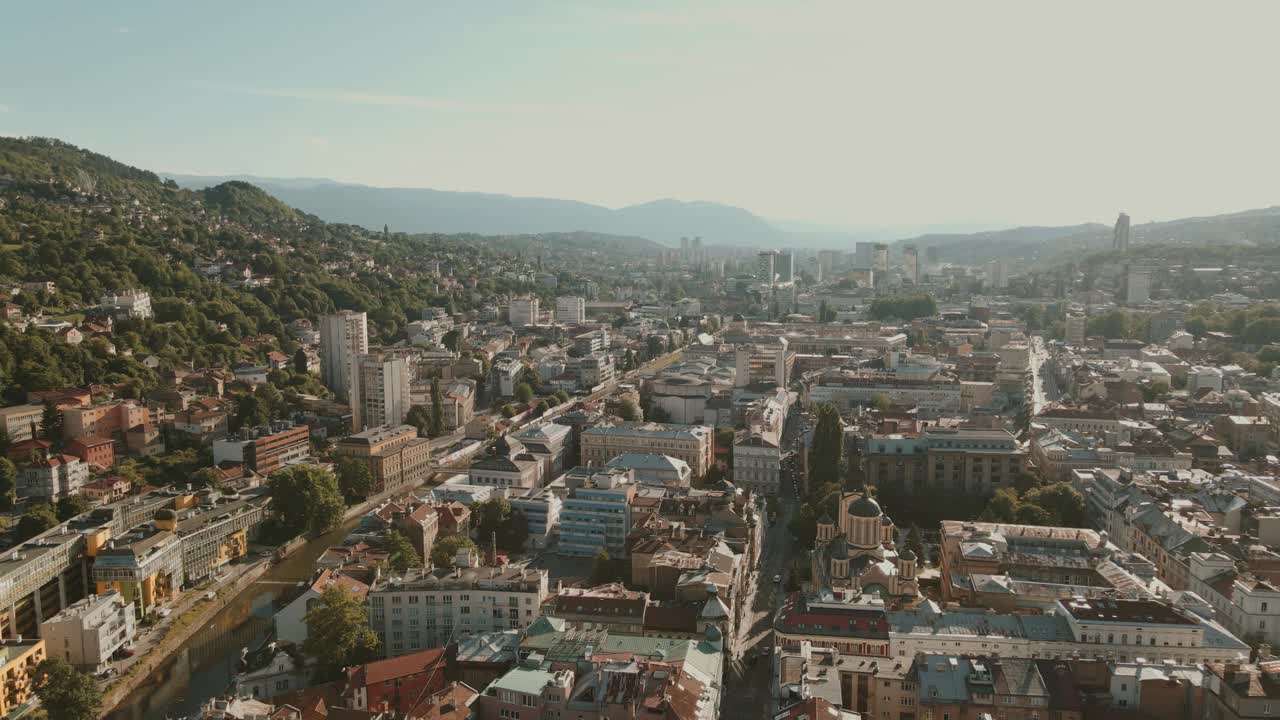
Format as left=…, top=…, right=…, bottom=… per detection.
left=554, top=390, right=570, bottom=404
left=267, top=465, right=344, bottom=536
left=335, top=457, right=373, bottom=505
left=16, top=503, right=58, bottom=542
left=1023, top=482, right=1085, bottom=526
left=303, top=585, right=381, bottom=682
left=233, top=394, right=268, bottom=431
left=787, top=504, right=818, bottom=549
left=515, top=382, right=534, bottom=404
left=191, top=466, right=223, bottom=490
left=441, top=329, right=460, bottom=352
left=472, top=498, right=530, bottom=553
left=429, top=376, right=444, bottom=437
left=867, top=294, right=937, bottom=321
left=293, top=347, right=309, bottom=374
left=384, top=529, right=422, bottom=574
left=1086, top=310, right=1129, bottom=339
left=40, top=400, right=63, bottom=447
left=978, top=488, right=1021, bottom=523
left=591, top=548, right=622, bottom=584
left=0, top=425, right=10, bottom=457
left=430, top=535, right=478, bottom=567
left=870, top=393, right=892, bottom=412
left=1245, top=318, right=1280, bottom=346
left=55, top=494, right=91, bottom=521
left=0, top=456, right=14, bottom=511
left=616, top=399, right=640, bottom=421
left=906, top=525, right=926, bottom=565
left=807, top=403, right=844, bottom=487
left=34, top=657, right=102, bottom=720
left=255, top=382, right=285, bottom=419
left=405, top=404, right=432, bottom=437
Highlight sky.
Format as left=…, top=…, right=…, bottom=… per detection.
left=3, top=1, right=1280, bottom=230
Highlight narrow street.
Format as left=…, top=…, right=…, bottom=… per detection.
left=720, top=407, right=805, bottom=720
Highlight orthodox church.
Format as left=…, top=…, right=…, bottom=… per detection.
left=809, top=490, right=919, bottom=601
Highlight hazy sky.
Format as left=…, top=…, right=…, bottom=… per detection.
left=3, top=1, right=1279, bottom=229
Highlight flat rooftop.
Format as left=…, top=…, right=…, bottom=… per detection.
left=1061, top=598, right=1197, bottom=626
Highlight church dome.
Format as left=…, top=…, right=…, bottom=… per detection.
left=847, top=494, right=882, bottom=518
left=900, top=548, right=917, bottom=562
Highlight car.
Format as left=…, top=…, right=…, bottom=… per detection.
left=773, top=574, right=782, bottom=584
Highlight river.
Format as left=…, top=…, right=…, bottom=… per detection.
left=105, top=520, right=357, bottom=720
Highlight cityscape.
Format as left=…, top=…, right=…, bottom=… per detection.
left=4, top=4, right=1280, bottom=720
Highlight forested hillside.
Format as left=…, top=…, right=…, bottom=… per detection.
left=0, top=137, right=484, bottom=403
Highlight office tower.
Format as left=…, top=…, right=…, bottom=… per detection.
left=925, top=246, right=940, bottom=266
left=352, top=353, right=412, bottom=431
left=556, top=296, right=586, bottom=325
left=757, top=250, right=779, bottom=285
left=902, top=244, right=920, bottom=284
left=680, top=236, right=691, bottom=257
left=854, top=242, right=875, bottom=268
left=509, top=297, right=540, bottom=327
left=320, top=310, right=368, bottom=401
left=986, top=259, right=1008, bottom=289
left=872, top=243, right=889, bottom=272
left=1113, top=212, right=1130, bottom=252
left=775, top=252, right=795, bottom=284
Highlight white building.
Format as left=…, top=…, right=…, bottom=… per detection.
left=509, top=297, right=540, bottom=327
left=555, top=297, right=585, bottom=325
left=367, top=563, right=550, bottom=657
left=99, top=290, right=152, bottom=320
left=17, top=453, right=89, bottom=500
left=1126, top=267, right=1152, bottom=305
left=1066, top=314, right=1087, bottom=346
left=1189, top=366, right=1224, bottom=395
left=39, top=590, right=136, bottom=673
left=274, top=569, right=369, bottom=647
left=353, top=353, right=412, bottom=431
left=732, top=433, right=782, bottom=494
left=319, top=310, right=368, bottom=401
left=987, top=260, right=1009, bottom=290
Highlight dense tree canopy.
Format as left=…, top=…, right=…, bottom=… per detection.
left=267, top=465, right=345, bottom=536
left=303, top=585, right=381, bottom=682
left=34, top=658, right=103, bottom=720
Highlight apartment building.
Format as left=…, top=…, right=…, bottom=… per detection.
left=17, top=452, right=89, bottom=500
left=92, top=525, right=185, bottom=615
left=353, top=352, right=412, bottom=431
left=99, top=289, right=152, bottom=319
left=442, top=378, right=476, bottom=431
left=62, top=400, right=148, bottom=440
left=170, top=489, right=270, bottom=585
left=580, top=422, right=714, bottom=479
left=333, top=424, right=432, bottom=494
left=320, top=310, right=369, bottom=401
left=367, top=563, right=550, bottom=657
left=0, top=638, right=45, bottom=717
left=38, top=590, right=135, bottom=672
left=509, top=297, right=539, bottom=327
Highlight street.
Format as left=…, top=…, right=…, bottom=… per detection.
left=720, top=407, right=807, bottom=720
left=1029, top=336, right=1061, bottom=414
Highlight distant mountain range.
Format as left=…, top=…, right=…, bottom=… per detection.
left=168, top=174, right=1280, bottom=264
left=168, top=174, right=787, bottom=248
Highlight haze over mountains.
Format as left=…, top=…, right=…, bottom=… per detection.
left=168, top=174, right=1280, bottom=267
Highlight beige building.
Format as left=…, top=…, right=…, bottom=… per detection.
left=0, top=404, right=43, bottom=442
left=580, top=422, right=714, bottom=479
left=333, top=424, right=431, bottom=493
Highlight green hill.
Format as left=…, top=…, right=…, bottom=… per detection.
left=0, top=137, right=493, bottom=403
